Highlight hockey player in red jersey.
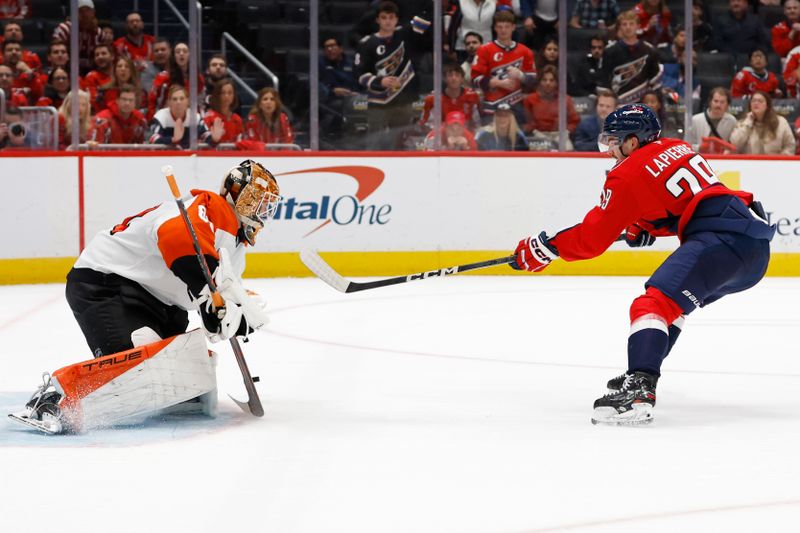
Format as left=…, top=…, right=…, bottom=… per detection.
left=9, top=160, right=281, bottom=433
left=510, top=104, right=775, bottom=426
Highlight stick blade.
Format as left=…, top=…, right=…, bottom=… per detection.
left=228, top=394, right=264, bottom=417
left=299, top=248, right=351, bottom=293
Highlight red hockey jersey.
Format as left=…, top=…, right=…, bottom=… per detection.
left=89, top=102, right=148, bottom=144
left=730, top=67, right=780, bottom=98
left=783, top=45, right=800, bottom=97
left=471, top=40, right=536, bottom=112
left=549, top=138, right=753, bottom=261
left=113, top=34, right=155, bottom=67
left=771, top=20, right=800, bottom=58
left=418, top=87, right=480, bottom=127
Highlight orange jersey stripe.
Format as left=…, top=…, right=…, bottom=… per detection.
left=157, top=190, right=239, bottom=268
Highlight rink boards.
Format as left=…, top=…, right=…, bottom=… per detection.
left=2, top=151, right=799, bottom=283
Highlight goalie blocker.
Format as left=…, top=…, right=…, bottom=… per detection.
left=8, top=329, right=217, bottom=434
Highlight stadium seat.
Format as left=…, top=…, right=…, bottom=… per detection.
left=29, top=0, right=63, bottom=19
left=285, top=49, right=310, bottom=74
left=325, top=2, right=369, bottom=24
left=697, top=75, right=735, bottom=104
left=759, top=5, right=784, bottom=30
left=773, top=99, right=800, bottom=124
left=697, top=52, right=734, bottom=78
left=237, top=1, right=282, bottom=21
left=572, top=96, right=595, bottom=118
left=567, top=28, right=601, bottom=53
left=257, top=23, right=309, bottom=50
left=728, top=98, right=748, bottom=118
left=283, top=1, right=310, bottom=23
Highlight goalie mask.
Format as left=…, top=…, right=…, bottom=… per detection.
left=220, top=160, right=281, bottom=245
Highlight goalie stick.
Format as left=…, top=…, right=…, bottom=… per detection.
left=163, top=165, right=264, bottom=417
left=301, top=234, right=628, bottom=294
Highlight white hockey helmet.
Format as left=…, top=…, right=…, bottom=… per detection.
left=220, top=159, right=281, bottom=245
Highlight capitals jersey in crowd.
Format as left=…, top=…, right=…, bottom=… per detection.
left=548, top=138, right=759, bottom=261
left=471, top=40, right=536, bottom=112
left=599, top=40, right=662, bottom=105
left=74, top=191, right=246, bottom=310
left=419, top=87, right=481, bottom=126
left=783, top=45, right=800, bottom=97
left=355, top=17, right=431, bottom=105
left=730, top=67, right=780, bottom=98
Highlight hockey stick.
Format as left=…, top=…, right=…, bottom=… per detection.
left=300, top=249, right=516, bottom=293
left=163, top=165, right=264, bottom=417
left=300, top=234, right=628, bottom=294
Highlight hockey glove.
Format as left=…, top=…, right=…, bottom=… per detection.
left=196, top=248, right=269, bottom=342
left=625, top=224, right=656, bottom=248
left=510, top=231, right=558, bottom=272
left=198, top=295, right=248, bottom=342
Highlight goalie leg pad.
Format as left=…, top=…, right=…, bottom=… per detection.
left=53, top=329, right=217, bottom=432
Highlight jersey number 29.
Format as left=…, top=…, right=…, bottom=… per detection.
left=665, top=154, right=718, bottom=198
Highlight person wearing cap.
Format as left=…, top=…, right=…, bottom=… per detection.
left=475, top=102, right=528, bottom=151
left=52, top=0, right=103, bottom=75
left=423, top=110, right=477, bottom=151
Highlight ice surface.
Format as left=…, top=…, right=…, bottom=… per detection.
left=1, top=275, right=799, bottom=532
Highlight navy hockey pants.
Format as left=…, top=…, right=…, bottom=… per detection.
left=647, top=231, right=771, bottom=315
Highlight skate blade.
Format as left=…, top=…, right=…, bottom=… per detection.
left=591, top=404, right=653, bottom=426
left=7, top=413, right=61, bottom=434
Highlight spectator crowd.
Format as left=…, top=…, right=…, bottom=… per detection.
left=1, top=0, right=800, bottom=156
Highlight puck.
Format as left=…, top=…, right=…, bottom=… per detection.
left=252, top=376, right=260, bottom=383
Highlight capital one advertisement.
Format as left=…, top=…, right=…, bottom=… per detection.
left=78, top=155, right=800, bottom=259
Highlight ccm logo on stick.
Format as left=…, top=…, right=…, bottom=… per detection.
left=407, top=267, right=459, bottom=281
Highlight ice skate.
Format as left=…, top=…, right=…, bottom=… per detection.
left=606, top=371, right=659, bottom=393
left=8, top=373, right=66, bottom=434
left=592, top=371, right=657, bottom=426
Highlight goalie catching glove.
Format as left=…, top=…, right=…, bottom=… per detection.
left=510, top=231, right=559, bottom=272
left=196, top=248, right=268, bottom=342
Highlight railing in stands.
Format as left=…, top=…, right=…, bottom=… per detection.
left=221, top=32, right=280, bottom=95
left=74, top=143, right=302, bottom=151
left=153, top=0, right=202, bottom=52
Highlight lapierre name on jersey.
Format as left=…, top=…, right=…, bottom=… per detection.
left=642, top=142, right=694, bottom=177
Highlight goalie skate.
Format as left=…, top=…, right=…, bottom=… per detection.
left=8, top=373, right=65, bottom=434
left=8, top=411, right=63, bottom=434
